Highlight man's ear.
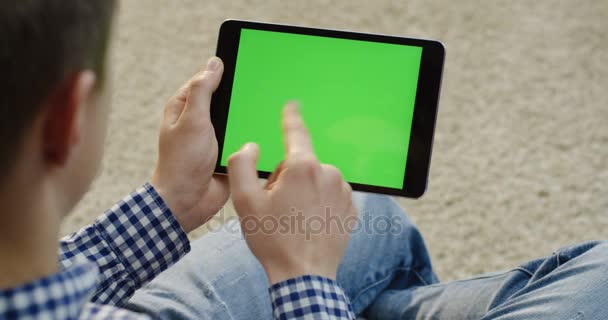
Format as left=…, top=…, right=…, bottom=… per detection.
left=42, top=70, right=96, bottom=167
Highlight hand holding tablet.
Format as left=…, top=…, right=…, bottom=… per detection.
left=211, top=20, right=445, bottom=197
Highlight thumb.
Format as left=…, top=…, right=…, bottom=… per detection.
left=227, top=143, right=265, bottom=215
left=181, top=57, right=224, bottom=122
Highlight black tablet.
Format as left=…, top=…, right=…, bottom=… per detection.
left=211, top=20, right=444, bottom=198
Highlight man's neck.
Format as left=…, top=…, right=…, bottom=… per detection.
left=0, top=181, right=61, bottom=289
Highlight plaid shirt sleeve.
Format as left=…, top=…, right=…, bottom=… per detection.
left=269, top=275, right=355, bottom=320
left=58, top=183, right=191, bottom=307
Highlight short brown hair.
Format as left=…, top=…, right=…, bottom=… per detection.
left=0, top=0, right=116, bottom=174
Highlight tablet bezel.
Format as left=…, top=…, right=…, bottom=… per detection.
left=211, top=19, right=444, bottom=198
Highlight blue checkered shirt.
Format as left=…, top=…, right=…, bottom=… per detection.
left=270, top=275, right=355, bottom=319
left=0, top=184, right=355, bottom=319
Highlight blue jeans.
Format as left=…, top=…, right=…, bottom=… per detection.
left=126, top=193, right=608, bottom=319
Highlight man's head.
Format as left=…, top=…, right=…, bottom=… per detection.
left=0, top=0, right=116, bottom=215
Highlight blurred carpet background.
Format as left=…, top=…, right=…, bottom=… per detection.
left=62, top=0, right=607, bottom=281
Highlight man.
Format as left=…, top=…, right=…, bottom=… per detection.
left=1, top=1, right=606, bottom=319
left=1, top=1, right=358, bottom=318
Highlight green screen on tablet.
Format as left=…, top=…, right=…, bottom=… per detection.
left=219, top=28, right=423, bottom=189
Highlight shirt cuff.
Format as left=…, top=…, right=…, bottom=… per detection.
left=269, top=275, right=355, bottom=320
left=94, top=183, right=191, bottom=286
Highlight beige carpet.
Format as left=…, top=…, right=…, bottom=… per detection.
left=61, top=0, right=608, bottom=281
